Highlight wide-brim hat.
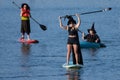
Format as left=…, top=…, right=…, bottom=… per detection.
left=88, top=22, right=96, bottom=33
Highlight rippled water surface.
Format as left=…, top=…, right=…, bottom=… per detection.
left=0, top=0, right=120, bottom=80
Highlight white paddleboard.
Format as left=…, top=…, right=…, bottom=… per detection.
left=62, top=62, right=83, bottom=68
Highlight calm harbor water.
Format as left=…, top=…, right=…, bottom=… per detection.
left=0, top=0, right=120, bottom=80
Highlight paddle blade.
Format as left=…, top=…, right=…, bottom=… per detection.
left=39, top=24, right=47, bottom=31
left=103, top=7, right=112, bottom=11
left=108, top=8, right=112, bottom=10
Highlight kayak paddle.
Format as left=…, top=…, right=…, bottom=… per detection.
left=60, top=7, right=112, bottom=18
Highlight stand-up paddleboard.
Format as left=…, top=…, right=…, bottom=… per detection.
left=62, top=62, right=83, bottom=69
left=19, top=39, right=39, bottom=44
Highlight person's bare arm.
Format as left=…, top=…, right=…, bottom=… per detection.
left=58, top=16, right=68, bottom=30
left=75, top=14, right=81, bottom=29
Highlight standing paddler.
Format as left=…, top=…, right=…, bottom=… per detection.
left=59, top=14, right=83, bottom=65
left=20, top=3, right=31, bottom=40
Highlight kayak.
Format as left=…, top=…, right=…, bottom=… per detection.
left=80, top=41, right=106, bottom=48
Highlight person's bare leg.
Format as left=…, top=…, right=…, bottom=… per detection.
left=66, top=44, right=72, bottom=65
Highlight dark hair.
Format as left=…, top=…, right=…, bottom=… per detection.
left=67, top=19, right=76, bottom=25
left=21, top=3, right=30, bottom=10
left=65, top=15, right=76, bottom=25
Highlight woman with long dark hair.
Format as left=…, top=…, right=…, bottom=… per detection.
left=20, top=3, right=31, bottom=40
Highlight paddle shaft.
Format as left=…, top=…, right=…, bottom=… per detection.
left=78, top=29, right=83, bottom=33
left=12, top=2, right=20, bottom=9
left=60, top=8, right=112, bottom=18
left=30, top=16, right=40, bottom=25
left=61, top=8, right=112, bottom=33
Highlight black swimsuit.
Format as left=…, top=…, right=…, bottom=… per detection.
left=67, top=27, right=79, bottom=45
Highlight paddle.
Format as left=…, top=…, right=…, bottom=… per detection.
left=78, top=29, right=83, bottom=33
left=60, top=7, right=112, bottom=18
left=12, top=1, right=47, bottom=31
left=61, top=8, right=112, bottom=33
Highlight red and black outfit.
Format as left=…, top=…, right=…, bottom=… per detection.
left=21, top=8, right=31, bottom=35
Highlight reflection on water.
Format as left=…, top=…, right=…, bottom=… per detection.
left=65, top=69, right=83, bottom=80
left=20, top=43, right=31, bottom=68
left=20, top=43, right=32, bottom=77
left=83, top=48, right=100, bottom=56
left=21, top=43, right=31, bottom=55
left=88, top=48, right=99, bottom=56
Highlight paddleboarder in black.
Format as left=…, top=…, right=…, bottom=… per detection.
left=59, top=14, right=83, bottom=65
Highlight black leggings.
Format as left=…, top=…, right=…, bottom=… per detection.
left=21, top=20, right=31, bottom=34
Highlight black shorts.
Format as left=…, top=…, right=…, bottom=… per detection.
left=67, top=37, right=79, bottom=45
left=21, top=20, right=31, bottom=34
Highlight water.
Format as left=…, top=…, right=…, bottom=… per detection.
left=0, top=0, right=120, bottom=80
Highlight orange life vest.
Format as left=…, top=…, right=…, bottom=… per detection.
left=22, top=8, right=30, bottom=17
